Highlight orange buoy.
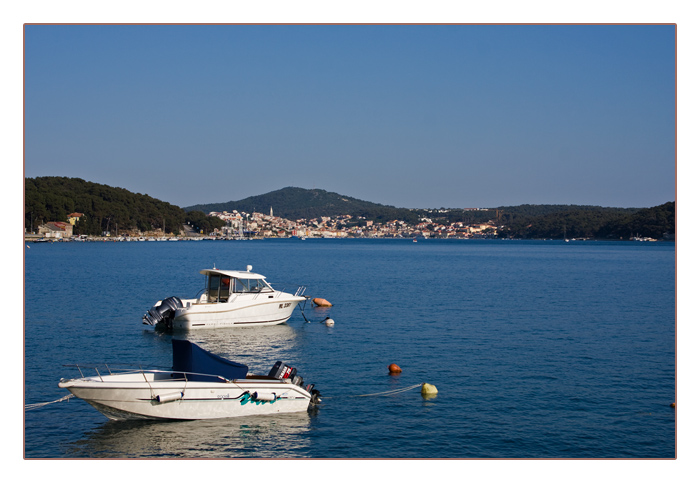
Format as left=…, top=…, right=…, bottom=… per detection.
left=388, top=363, right=402, bottom=374
left=312, top=298, right=333, bottom=307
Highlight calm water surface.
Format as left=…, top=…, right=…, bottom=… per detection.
left=24, top=239, right=675, bottom=458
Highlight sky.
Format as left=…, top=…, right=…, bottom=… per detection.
left=22, top=23, right=676, bottom=209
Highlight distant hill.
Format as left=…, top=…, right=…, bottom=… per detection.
left=184, top=187, right=424, bottom=223
left=25, top=178, right=674, bottom=239
left=24, top=177, right=224, bottom=236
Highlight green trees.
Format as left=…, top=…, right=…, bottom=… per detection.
left=24, top=177, right=189, bottom=236
left=495, top=203, right=674, bottom=239
left=598, top=202, right=675, bottom=239
left=184, top=210, right=225, bottom=234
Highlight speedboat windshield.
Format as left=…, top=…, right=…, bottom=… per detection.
left=233, top=278, right=272, bottom=293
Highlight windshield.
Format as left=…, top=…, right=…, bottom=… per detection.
left=233, top=278, right=272, bottom=293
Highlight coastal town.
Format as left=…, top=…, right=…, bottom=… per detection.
left=211, top=208, right=500, bottom=240
left=26, top=207, right=501, bottom=241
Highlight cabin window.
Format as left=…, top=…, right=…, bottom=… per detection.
left=220, top=276, right=231, bottom=301
left=207, top=275, right=231, bottom=302
left=232, top=278, right=272, bottom=293
left=248, top=279, right=265, bottom=292
left=233, top=278, right=249, bottom=293
left=207, top=275, right=220, bottom=302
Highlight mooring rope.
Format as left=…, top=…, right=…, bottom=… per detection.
left=323, top=383, right=424, bottom=399
left=25, top=394, right=74, bottom=411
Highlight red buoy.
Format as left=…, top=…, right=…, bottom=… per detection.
left=388, top=363, right=402, bottom=374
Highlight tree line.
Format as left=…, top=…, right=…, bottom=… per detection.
left=25, top=177, right=674, bottom=240
left=494, top=202, right=674, bottom=239
left=25, top=177, right=224, bottom=236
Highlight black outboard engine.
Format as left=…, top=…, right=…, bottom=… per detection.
left=310, top=388, right=322, bottom=405
left=268, top=361, right=297, bottom=380
left=269, top=361, right=321, bottom=405
left=142, top=296, right=183, bottom=329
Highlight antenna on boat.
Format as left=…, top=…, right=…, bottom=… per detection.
left=246, top=265, right=252, bottom=272
left=213, top=263, right=216, bottom=269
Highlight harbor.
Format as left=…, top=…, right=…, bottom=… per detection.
left=24, top=238, right=676, bottom=458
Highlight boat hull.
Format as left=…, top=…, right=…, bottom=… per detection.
left=170, top=294, right=305, bottom=329
left=59, top=375, right=312, bottom=421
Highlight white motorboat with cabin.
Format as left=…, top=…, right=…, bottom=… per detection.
left=58, top=339, right=321, bottom=420
left=143, top=266, right=307, bottom=330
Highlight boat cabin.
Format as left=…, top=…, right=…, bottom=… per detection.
left=200, top=268, right=274, bottom=303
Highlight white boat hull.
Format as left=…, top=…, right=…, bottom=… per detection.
left=59, top=374, right=312, bottom=421
left=171, top=294, right=305, bottom=329
left=143, top=266, right=309, bottom=330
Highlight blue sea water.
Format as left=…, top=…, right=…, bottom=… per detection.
left=23, top=239, right=676, bottom=459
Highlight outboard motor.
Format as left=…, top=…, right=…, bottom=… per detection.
left=142, top=296, right=183, bottom=329
left=268, top=361, right=297, bottom=380
left=269, top=361, right=321, bottom=404
left=306, top=384, right=322, bottom=405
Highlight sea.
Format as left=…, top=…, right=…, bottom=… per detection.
left=23, top=238, right=676, bottom=460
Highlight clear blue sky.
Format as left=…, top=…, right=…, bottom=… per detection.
left=24, top=24, right=676, bottom=209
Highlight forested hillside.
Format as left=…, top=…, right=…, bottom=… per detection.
left=24, top=177, right=224, bottom=236
left=495, top=202, right=674, bottom=239
left=25, top=177, right=674, bottom=240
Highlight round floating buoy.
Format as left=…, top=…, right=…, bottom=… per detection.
left=324, top=317, right=335, bottom=326
left=313, top=297, right=333, bottom=307
left=388, top=363, right=402, bottom=374
left=670, top=402, right=676, bottom=408
left=421, top=383, right=438, bottom=396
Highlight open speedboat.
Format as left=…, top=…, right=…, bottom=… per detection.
left=58, top=340, right=321, bottom=421
left=143, top=266, right=307, bottom=330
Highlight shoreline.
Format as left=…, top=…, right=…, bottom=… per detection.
left=24, top=235, right=672, bottom=243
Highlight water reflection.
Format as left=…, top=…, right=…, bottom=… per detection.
left=67, top=412, right=313, bottom=458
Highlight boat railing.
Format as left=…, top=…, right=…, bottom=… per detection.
left=248, top=285, right=306, bottom=298
left=61, top=364, right=232, bottom=383
left=62, top=363, right=119, bottom=381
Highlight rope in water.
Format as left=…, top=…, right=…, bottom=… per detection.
left=323, top=383, right=424, bottom=399
left=25, top=394, right=74, bottom=411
